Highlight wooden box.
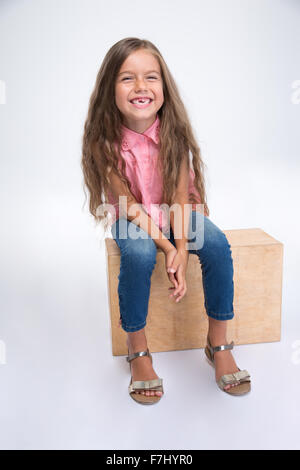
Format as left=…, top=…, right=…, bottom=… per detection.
left=105, top=228, right=283, bottom=356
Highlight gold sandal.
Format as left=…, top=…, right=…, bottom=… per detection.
left=126, top=347, right=164, bottom=405
left=204, top=336, right=251, bottom=396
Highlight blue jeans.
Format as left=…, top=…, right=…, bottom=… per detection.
left=111, top=211, right=234, bottom=332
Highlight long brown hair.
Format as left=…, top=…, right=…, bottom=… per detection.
left=81, top=37, right=210, bottom=235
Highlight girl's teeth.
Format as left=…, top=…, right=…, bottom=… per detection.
left=132, top=99, right=150, bottom=104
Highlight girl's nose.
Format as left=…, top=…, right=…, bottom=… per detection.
left=135, top=80, right=147, bottom=91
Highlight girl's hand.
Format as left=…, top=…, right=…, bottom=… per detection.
left=164, top=246, right=179, bottom=293
left=167, top=249, right=189, bottom=302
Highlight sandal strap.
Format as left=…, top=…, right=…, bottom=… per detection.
left=126, top=348, right=151, bottom=362
left=212, top=341, right=234, bottom=353
left=218, top=369, right=251, bottom=388
left=129, top=378, right=163, bottom=393
left=207, top=337, right=234, bottom=360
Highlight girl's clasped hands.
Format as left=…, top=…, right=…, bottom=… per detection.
left=165, top=247, right=189, bottom=303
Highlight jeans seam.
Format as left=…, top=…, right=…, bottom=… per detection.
left=122, top=319, right=147, bottom=329
left=207, top=310, right=234, bottom=320
left=122, top=320, right=147, bottom=332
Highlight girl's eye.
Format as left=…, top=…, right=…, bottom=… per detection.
left=122, top=76, right=158, bottom=81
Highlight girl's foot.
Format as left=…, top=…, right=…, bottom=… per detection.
left=126, top=333, right=163, bottom=398
left=207, top=333, right=241, bottom=391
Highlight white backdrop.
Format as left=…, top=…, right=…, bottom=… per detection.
left=0, top=0, right=299, bottom=450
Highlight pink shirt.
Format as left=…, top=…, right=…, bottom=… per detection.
left=107, top=114, right=202, bottom=232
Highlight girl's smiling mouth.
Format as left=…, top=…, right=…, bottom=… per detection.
left=129, top=98, right=153, bottom=109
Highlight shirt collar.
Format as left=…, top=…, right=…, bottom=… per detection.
left=120, top=115, right=160, bottom=151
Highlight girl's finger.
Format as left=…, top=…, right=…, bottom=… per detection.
left=167, top=267, right=176, bottom=274
left=168, top=264, right=179, bottom=274
left=175, top=289, right=185, bottom=302
left=177, top=286, right=187, bottom=302
left=169, top=284, right=182, bottom=296
left=174, top=267, right=185, bottom=295
left=173, top=274, right=186, bottom=298
left=172, top=284, right=184, bottom=297
left=169, top=287, right=181, bottom=298
left=168, top=272, right=178, bottom=288
left=172, top=277, right=184, bottom=296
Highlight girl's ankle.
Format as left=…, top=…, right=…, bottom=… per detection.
left=208, top=332, right=228, bottom=346
left=127, top=335, right=148, bottom=353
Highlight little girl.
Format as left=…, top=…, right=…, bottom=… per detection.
left=81, top=37, right=251, bottom=405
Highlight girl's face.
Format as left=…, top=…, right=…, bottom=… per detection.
left=115, top=49, right=164, bottom=133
